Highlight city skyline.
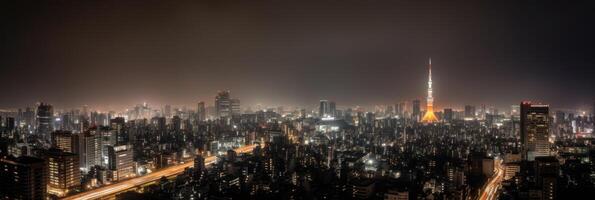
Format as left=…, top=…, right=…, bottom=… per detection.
left=1, top=1, right=594, bottom=110
left=1, top=1, right=594, bottom=199
left=0, top=57, right=592, bottom=113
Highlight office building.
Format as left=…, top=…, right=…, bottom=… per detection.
left=197, top=101, right=206, bottom=122
left=79, top=131, right=101, bottom=171
left=464, top=105, right=475, bottom=119
left=0, top=155, right=47, bottom=200
left=51, top=131, right=79, bottom=154
left=520, top=102, right=550, bottom=161
left=215, top=91, right=232, bottom=119
left=231, top=98, right=241, bottom=116
left=36, top=102, right=53, bottom=140
left=46, top=149, right=80, bottom=197
left=443, top=108, right=453, bottom=122
left=412, top=99, right=421, bottom=121
left=329, top=101, right=337, bottom=117
left=535, top=156, right=559, bottom=200
left=107, top=145, right=135, bottom=181
left=319, top=100, right=329, bottom=117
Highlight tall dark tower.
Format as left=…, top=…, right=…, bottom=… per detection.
left=36, top=102, right=53, bottom=141
left=520, top=101, right=550, bottom=161
left=412, top=99, right=421, bottom=121
left=319, top=100, right=329, bottom=118
left=215, top=91, right=231, bottom=119
left=197, top=101, right=206, bottom=122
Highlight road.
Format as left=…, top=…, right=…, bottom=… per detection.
left=62, top=144, right=258, bottom=200
left=479, top=159, right=505, bottom=200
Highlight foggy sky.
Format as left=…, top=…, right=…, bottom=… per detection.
left=1, top=0, right=594, bottom=111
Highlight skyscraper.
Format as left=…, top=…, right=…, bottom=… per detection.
left=520, top=101, right=550, bottom=161
left=46, top=149, right=80, bottom=197
left=443, top=108, right=453, bottom=122
left=197, top=101, right=206, bottom=122
left=395, top=102, right=405, bottom=116
left=231, top=98, right=241, bottom=116
left=107, top=145, right=135, bottom=181
left=36, top=102, right=53, bottom=140
left=421, top=58, right=438, bottom=123
left=319, top=100, right=329, bottom=118
left=464, top=105, right=476, bottom=119
left=79, top=131, right=101, bottom=171
left=51, top=131, right=79, bottom=154
left=215, top=91, right=232, bottom=119
left=329, top=101, right=337, bottom=117
left=412, top=99, right=421, bottom=121
left=535, top=156, right=559, bottom=200
left=164, top=104, right=172, bottom=118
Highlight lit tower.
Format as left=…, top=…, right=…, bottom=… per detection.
left=421, top=58, right=438, bottom=123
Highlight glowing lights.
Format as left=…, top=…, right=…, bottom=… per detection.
left=422, top=58, right=438, bottom=123
left=321, top=117, right=335, bottom=121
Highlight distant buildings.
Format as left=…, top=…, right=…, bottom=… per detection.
left=216, top=91, right=231, bottom=119
left=464, top=105, right=475, bottom=119
left=443, top=108, right=453, bottom=122
left=36, top=102, right=54, bottom=140
left=197, top=101, right=206, bottom=122
left=319, top=100, right=337, bottom=118
left=412, top=99, right=421, bottom=121
left=215, top=91, right=241, bottom=120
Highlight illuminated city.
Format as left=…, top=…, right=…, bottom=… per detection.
left=1, top=1, right=594, bottom=200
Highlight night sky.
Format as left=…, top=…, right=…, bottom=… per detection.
left=1, top=0, right=594, bottom=111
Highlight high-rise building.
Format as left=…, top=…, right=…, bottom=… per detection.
left=0, top=155, right=47, bottom=200
left=231, top=98, right=241, bottom=116
left=36, top=102, right=54, bottom=140
left=172, top=116, right=182, bottom=131
left=164, top=105, right=172, bottom=118
left=319, top=100, right=329, bottom=117
left=194, top=155, right=206, bottom=181
left=5, top=117, right=15, bottom=132
left=412, top=99, right=421, bottom=121
left=197, top=101, right=206, bottom=122
left=421, top=58, right=438, bottom=123
left=535, top=156, right=559, bottom=200
left=215, top=91, right=232, bottom=119
left=107, top=145, right=135, bottom=181
left=329, top=101, right=337, bottom=117
left=46, top=149, right=80, bottom=197
left=443, top=108, right=453, bottom=122
left=395, top=102, right=405, bottom=116
left=520, top=102, right=550, bottom=161
left=464, top=105, right=476, bottom=119
left=51, top=131, right=79, bottom=154
left=79, top=131, right=101, bottom=171
left=554, top=111, right=565, bottom=124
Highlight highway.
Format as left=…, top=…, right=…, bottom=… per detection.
left=62, top=144, right=258, bottom=200
left=479, top=159, right=505, bottom=200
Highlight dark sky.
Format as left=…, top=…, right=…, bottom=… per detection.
left=1, top=0, right=594, bottom=111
